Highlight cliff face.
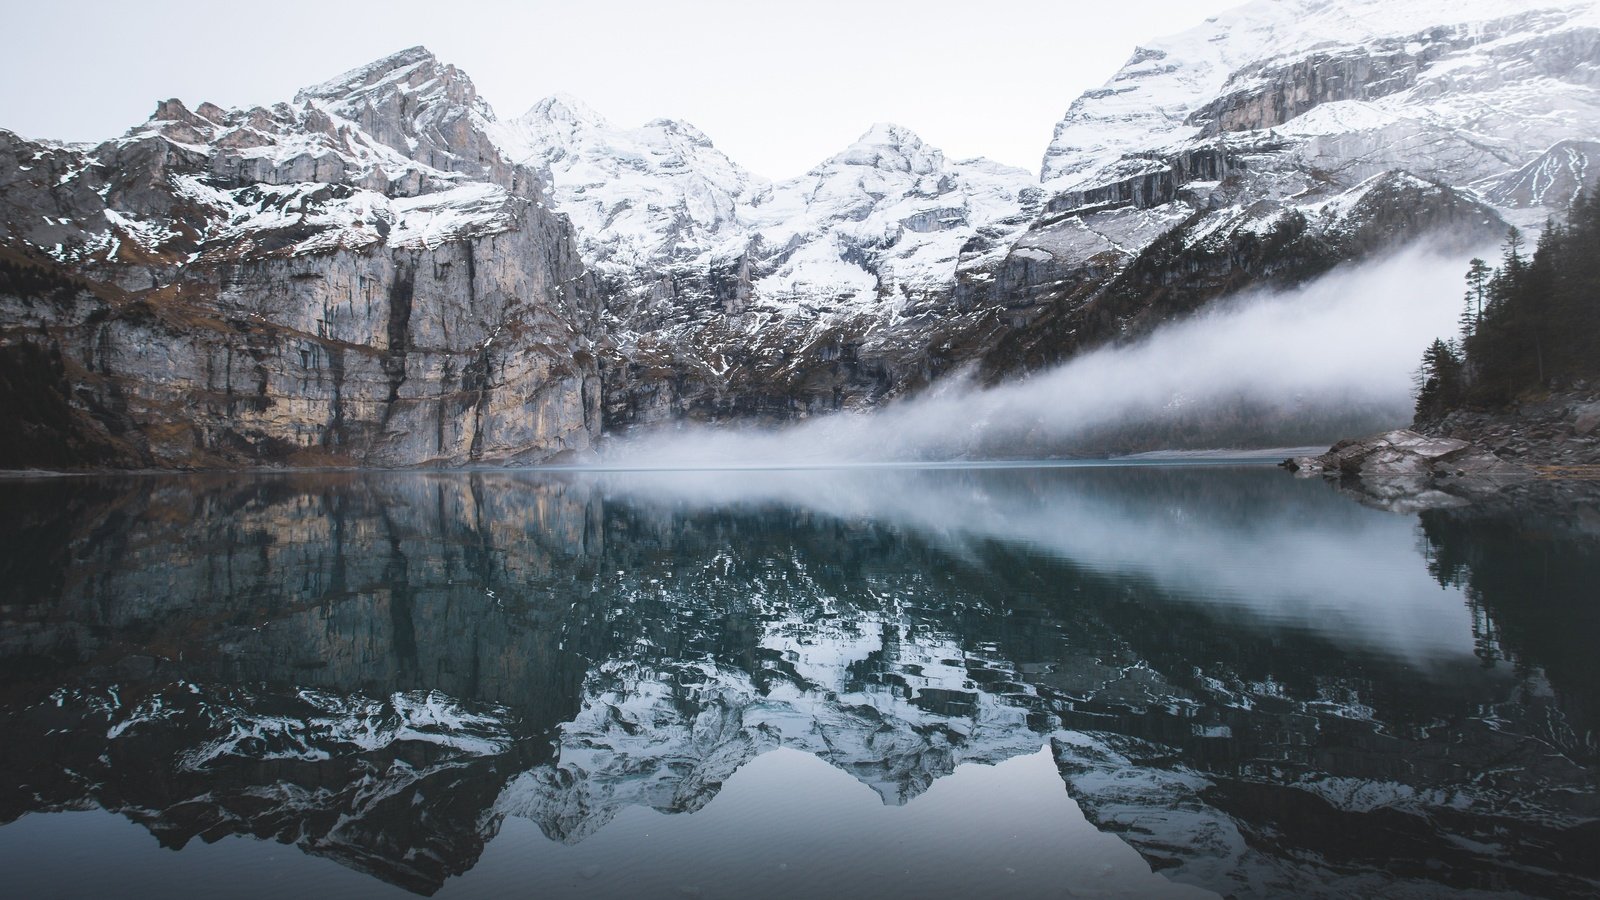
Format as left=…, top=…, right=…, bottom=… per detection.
left=0, top=48, right=601, bottom=469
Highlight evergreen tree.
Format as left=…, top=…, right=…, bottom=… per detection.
left=1460, top=257, right=1491, bottom=341
left=1415, top=338, right=1464, bottom=420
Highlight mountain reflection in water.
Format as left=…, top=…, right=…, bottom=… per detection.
left=0, top=465, right=1595, bottom=899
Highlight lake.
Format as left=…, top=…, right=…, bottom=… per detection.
left=0, top=463, right=1595, bottom=898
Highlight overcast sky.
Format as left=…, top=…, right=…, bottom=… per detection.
left=1, top=0, right=1246, bottom=179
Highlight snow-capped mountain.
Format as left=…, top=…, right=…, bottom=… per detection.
left=3, top=1, right=1600, bottom=466
left=524, top=0, right=1598, bottom=432
left=942, top=0, right=1599, bottom=388
left=1041, top=0, right=1600, bottom=219
left=487, top=98, right=1045, bottom=429
left=742, top=123, right=1039, bottom=312
left=495, top=101, right=1038, bottom=316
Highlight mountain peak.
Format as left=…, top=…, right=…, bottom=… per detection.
left=854, top=122, right=926, bottom=150
left=297, top=46, right=443, bottom=102
left=824, top=122, right=942, bottom=175
left=521, top=93, right=611, bottom=129
left=643, top=117, right=713, bottom=146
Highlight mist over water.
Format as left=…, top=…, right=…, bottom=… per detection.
left=591, top=465, right=1479, bottom=663
left=604, top=245, right=1482, bottom=466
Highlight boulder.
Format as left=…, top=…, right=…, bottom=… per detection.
left=1572, top=404, right=1600, bottom=437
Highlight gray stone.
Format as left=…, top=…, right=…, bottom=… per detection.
left=1572, top=405, right=1600, bottom=436
left=1290, top=429, right=1533, bottom=507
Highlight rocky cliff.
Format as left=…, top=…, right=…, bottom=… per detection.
left=0, top=48, right=601, bottom=469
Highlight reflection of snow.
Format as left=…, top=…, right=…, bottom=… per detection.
left=498, top=607, right=1042, bottom=844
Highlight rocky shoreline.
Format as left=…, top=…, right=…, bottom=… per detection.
left=1283, top=389, right=1600, bottom=509
left=1422, top=388, right=1600, bottom=467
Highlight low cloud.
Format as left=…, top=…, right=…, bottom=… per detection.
left=603, top=244, right=1482, bottom=466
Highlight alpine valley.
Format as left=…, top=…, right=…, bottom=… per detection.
left=2, top=0, right=1599, bottom=468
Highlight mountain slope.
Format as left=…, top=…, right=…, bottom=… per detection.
left=973, top=0, right=1598, bottom=383
left=529, top=0, right=1595, bottom=436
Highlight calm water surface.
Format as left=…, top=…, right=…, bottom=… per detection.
left=0, top=464, right=1595, bottom=898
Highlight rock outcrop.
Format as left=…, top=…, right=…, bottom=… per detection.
left=1289, top=387, right=1600, bottom=508
left=1285, top=428, right=1533, bottom=509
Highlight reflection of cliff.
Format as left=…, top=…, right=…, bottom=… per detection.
left=0, top=474, right=603, bottom=893
left=0, top=469, right=1596, bottom=897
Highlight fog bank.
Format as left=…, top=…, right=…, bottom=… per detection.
left=603, top=246, right=1479, bottom=466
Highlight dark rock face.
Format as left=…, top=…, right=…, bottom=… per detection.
left=1421, top=388, right=1600, bottom=466
left=0, top=49, right=601, bottom=470
left=1187, top=38, right=1447, bottom=137
left=983, top=173, right=1507, bottom=382
left=1041, top=148, right=1235, bottom=218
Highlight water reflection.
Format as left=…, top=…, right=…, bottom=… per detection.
left=0, top=466, right=1594, bottom=898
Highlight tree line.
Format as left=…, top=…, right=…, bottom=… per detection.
left=1415, top=189, right=1600, bottom=420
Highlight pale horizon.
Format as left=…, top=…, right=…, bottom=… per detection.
left=1, top=0, right=1246, bottom=180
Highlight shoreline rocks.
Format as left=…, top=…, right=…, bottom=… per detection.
left=1283, top=429, right=1533, bottom=510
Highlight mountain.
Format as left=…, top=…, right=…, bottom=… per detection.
left=992, top=0, right=1599, bottom=375
left=493, top=102, right=1041, bottom=427
left=3, top=1, right=1600, bottom=467
left=491, top=94, right=758, bottom=302
left=0, top=47, right=600, bottom=469
left=524, top=0, right=1597, bottom=434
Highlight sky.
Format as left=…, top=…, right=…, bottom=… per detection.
left=0, top=0, right=1246, bottom=180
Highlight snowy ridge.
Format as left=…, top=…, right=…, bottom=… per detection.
left=495, top=102, right=1040, bottom=316
left=743, top=123, right=1039, bottom=311
left=492, top=95, right=759, bottom=274
left=4, top=46, right=533, bottom=270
